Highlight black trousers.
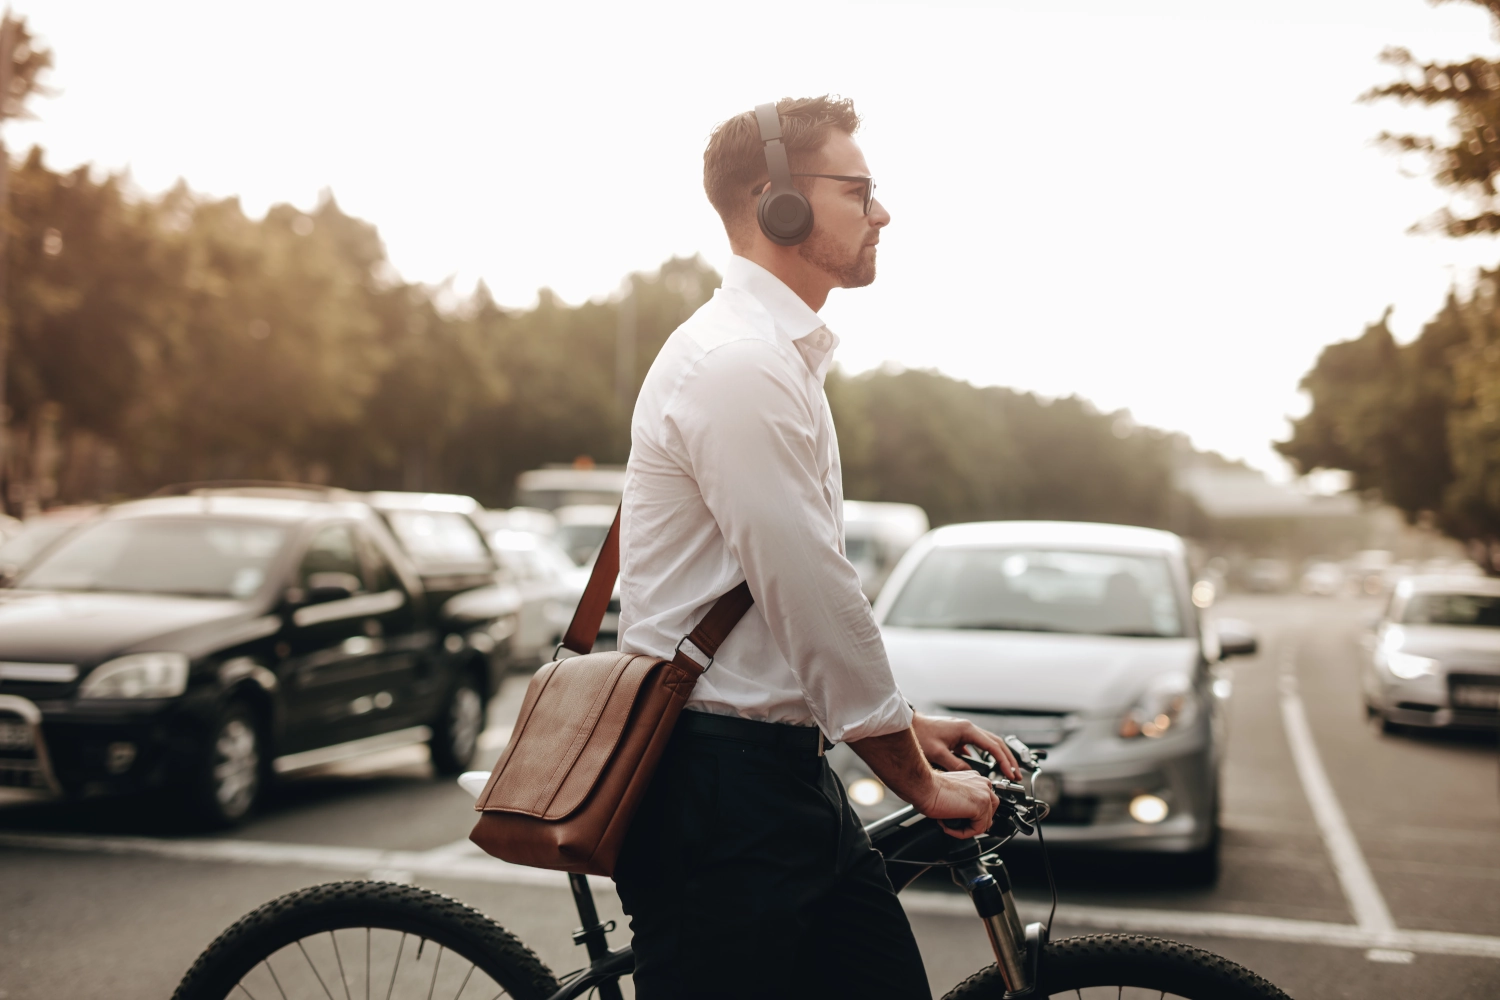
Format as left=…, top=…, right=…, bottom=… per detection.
left=612, top=713, right=932, bottom=1000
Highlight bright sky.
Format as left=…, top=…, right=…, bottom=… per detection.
left=16, top=0, right=1500, bottom=476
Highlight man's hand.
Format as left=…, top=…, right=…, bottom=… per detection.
left=918, top=768, right=1000, bottom=839
left=912, top=712, right=1021, bottom=780
left=847, top=725, right=1001, bottom=840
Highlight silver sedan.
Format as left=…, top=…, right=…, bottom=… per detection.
left=829, top=520, right=1255, bottom=880
left=1363, top=574, right=1500, bottom=731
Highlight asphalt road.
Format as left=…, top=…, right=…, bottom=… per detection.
left=2, top=594, right=1498, bottom=999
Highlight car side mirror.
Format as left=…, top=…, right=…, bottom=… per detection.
left=1215, top=618, right=1258, bottom=659
left=296, top=571, right=361, bottom=606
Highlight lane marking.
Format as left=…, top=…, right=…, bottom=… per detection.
left=1276, top=645, right=1397, bottom=942
left=5, top=829, right=1500, bottom=960
left=898, top=890, right=1500, bottom=960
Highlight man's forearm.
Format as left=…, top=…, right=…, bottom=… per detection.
left=847, top=726, right=937, bottom=810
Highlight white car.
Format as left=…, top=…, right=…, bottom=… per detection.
left=1363, top=575, right=1500, bottom=731
left=830, top=520, right=1253, bottom=881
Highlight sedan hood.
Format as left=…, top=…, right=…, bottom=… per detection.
left=0, top=590, right=252, bottom=664
left=881, top=627, right=1202, bottom=717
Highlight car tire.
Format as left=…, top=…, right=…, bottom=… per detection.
left=187, top=700, right=264, bottom=828
left=1178, top=833, right=1220, bottom=886
left=430, top=669, right=484, bottom=776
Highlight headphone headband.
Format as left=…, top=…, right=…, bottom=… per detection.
left=754, top=101, right=813, bottom=246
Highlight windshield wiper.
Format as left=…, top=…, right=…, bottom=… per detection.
left=947, top=622, right=1066, bottom=633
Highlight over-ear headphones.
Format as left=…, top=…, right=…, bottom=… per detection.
left=754, top=102, right=813, bottom=246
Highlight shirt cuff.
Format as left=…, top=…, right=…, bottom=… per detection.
left=824, top=689, right=915, bottom=744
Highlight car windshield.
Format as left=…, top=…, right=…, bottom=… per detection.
left=1400, top=592, right=1500, bottom=627
left=885, top=546, right=1184, bottom=637
left=16, top=517, right=290, bottom=598
left=556, top=522, right=610, bottom=567
left=0, top=518, right=84, bottom=571
left=383, top=510, right=491, bottom=569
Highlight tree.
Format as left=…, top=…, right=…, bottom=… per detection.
left=0, top=11, right=53, bottom=513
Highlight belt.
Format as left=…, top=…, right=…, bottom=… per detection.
left=678, top=709, right=828, bottom=756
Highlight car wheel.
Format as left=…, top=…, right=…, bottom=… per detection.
left=188, top=701, right=263, bottom=828
left=430, top=671, right=484, bottom=776
left=1178, top=825, right=1221, bottom=886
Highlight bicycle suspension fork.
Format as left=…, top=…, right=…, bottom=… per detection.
left=952, top=854, right=1044, bottom=996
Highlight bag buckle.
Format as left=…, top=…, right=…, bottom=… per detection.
left=674, top=635, right=713, bottom=671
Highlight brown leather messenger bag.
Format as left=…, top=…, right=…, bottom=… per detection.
left=469, top=506, right=753, bottom=875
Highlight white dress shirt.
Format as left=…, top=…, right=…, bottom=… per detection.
left=618, top=255, right=913, bottom=744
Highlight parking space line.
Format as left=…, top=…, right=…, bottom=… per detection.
left=1277, top=644, right=1401, bottom=954
left=6, top=829, right=1500, bottom=960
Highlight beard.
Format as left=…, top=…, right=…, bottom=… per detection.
left=797, top=228, right=877, bottom=288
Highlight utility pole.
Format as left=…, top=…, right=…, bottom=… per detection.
left=0, top=13, right=14, bottom=516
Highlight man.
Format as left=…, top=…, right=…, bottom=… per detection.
left=614, top=95, right=1020, bottom=999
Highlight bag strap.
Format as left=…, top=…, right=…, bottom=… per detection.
left=558, top=505, right=754, bottom=670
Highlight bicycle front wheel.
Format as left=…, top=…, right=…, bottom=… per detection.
left=172, top=881, right=560, bottom=1000
left=943, top=934, right=1291, bottom=1000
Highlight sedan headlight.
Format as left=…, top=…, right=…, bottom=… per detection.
left=1382, top=650, right=1439, bottom=680
left=79, top=653, right=190, bottom=699
left=1119, top=673, right=1199, bottom=739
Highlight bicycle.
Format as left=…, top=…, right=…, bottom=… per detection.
left=172, top=738, right=1290, bottom=999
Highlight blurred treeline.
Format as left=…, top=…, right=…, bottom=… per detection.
left=1280, top=0, right=1500, bottom=567
left=4, top=147, right=1205, bottom=529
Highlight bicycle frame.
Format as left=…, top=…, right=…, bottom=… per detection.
left=547, top=783, right=1049, bottom=1000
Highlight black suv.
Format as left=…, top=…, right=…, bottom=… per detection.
left=0, top=485, right=495, bottom=826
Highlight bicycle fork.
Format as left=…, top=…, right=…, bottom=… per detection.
left=953, top=856, right=1045, bottom=997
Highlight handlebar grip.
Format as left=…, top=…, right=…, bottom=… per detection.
left=941, top=817, right=972, bottom=831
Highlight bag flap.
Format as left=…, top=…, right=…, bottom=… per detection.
left=476, top=651, right=661, bottom=820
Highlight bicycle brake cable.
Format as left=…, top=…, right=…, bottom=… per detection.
left=1035, top=819, right=1058, bottom=938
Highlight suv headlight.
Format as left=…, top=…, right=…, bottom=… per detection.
left=79, top=653, right=190, bottom=699
left=1120, top=673, right=1199, bottom=739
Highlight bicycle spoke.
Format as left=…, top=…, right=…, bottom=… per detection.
left=265, top=959, right=290, bottom=1000
left=235, top=981, right=261, bottom=1000
left=450, top=962, right=476, bottom=1000
left=385, top=933, right=406, bottom=1000
left=297, top=940, right=338, bottom=1000
left=366, top=928, right=371, bottom=1000
left=426, top=946, right=445, bottom=1000
left=330, top=931, right=351, bottom=1000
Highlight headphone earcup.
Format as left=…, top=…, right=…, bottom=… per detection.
left=758, top=187, right=813, bottom=246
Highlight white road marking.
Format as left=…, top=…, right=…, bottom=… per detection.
left=1276, top=645, right=1398, bottom=949
left=5, top=829, right=1500, bottom=960
left=899, top=890, right=1500, bottom=960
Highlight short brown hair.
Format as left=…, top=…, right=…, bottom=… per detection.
left=703, top=95, right=861, bottom=240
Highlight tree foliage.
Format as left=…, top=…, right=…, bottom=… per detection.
left=1363, top=0, right=1500, bottom=235
left=1277, top=1, right=1500, bottom=564
left=2, top=147, right=1202, bottom=532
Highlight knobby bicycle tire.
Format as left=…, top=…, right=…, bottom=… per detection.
left=942, top=934, right=1292, bottom=1000
left=171, top=880, right=560, bottom=1000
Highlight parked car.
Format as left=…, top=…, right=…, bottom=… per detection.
left=1243, top=557, right=1291, bottom=593
left=359, top=491, right=521, bottom=692
left=513, top=466, right=625, bottom=511
left=1362, top=575, right=1500, bottom=732
left=0, top=488, right=487, bottom=827
left=828, top=520, right=1256, bottom=882
left=843, top=500, right=929, bottom=600
left=1300, top=561, right=1345, bottom=597
left=485, top=528, right=581, bottom=666
left=0, top=505, right=103, bottom=582
left=553, top=504, right=617, bottom=568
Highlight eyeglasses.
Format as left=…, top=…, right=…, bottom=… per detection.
left=757, top=174, right=876, bottom=215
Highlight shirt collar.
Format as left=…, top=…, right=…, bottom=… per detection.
left=721, top=255, right=840, bottom=381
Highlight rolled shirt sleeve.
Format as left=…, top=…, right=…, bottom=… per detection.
left=666, top=339, right=913, bottom=744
